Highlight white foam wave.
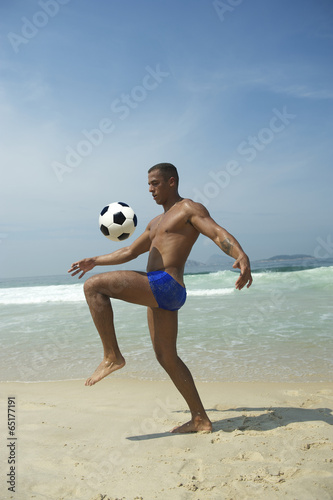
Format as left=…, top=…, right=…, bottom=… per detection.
left=0, top=284, right=235, bottom=304
left=0, top=285, right=85, bottom=305
left=187, top=288, right=234, bottom=296
left=0, top=265, right=331, bottom=304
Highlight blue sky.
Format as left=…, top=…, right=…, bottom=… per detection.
left=1, top=0, right=332, bottom=278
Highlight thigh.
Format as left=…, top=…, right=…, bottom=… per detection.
left=87, top=270, right=159, bottom=308
left=147, top=307, right=178, bottom=354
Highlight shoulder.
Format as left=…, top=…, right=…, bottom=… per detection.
left=181, top=198, right=210, bottom=218
left=147, top=214, right=162, bottom=227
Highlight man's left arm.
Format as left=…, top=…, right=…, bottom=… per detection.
left=189, top=202, right=253, bottom=290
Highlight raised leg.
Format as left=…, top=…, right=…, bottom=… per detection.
left=147, top=307, right=212, bottom=433
left=83, top=270, right=158, bottom=386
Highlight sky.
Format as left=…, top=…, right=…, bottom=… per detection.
left=0, top=0, right=332, bottom=278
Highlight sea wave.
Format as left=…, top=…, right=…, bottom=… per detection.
left=187, top=288, right=234, bottom=296
left=0, top=284, right=85, bottom=305
left=0, top=266, right=332, bottom=305
left=0, top=284, right=235, bottom=304
left=0, top=266, right=332, bottom=383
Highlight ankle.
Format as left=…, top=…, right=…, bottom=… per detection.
left=104, top=353, right=125, bottom=364
left=192, top=413, right=211, bottom=424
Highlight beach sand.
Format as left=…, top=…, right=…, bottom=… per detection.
left=1, top=379, right=333, bottom=500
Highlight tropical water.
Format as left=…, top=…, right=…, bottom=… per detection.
left=0, top=258, right=332, bottom=383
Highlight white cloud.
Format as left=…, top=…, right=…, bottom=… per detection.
left=177, top=63, right=333, bottom=101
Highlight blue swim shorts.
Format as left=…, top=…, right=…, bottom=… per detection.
left=147, top=270, right=187, bottom=311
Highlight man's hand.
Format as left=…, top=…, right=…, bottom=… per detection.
left=233, top=254, right=253, bottom=290
left=68, top=258, right=96, bottom=279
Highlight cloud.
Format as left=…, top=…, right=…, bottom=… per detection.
left=270, top=84, right=333, bottom=100
left=177, top=62, right=333, bottom=102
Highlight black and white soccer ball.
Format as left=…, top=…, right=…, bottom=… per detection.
left=99, top=202, right=137, bottom=241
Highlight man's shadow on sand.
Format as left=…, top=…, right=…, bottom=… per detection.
left=126, top=406, right=333, bottom=441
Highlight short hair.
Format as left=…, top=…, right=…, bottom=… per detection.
left=148, top=163, right=179, bottom=186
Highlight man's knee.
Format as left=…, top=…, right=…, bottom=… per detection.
left=154, top=347, right=164, bottom=365
left=83, top=272, right=125, bottom=299
left=83, top=274, right=100, bottom=297
left=154, top=346, right=177, bottom=369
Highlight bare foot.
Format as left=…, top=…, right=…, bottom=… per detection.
left=170, top=416, right=212, bottom=434
left=85, top=357, right=125, bottom=386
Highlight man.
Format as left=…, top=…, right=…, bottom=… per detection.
left=68, top=163, right=252, bottom=433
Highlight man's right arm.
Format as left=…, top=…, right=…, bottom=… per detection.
left=68, top=224, right=151, bottom=279
left=188, top=201, right=253, bottom=290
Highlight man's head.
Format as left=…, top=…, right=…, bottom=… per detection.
left=148, top=163, right=179, bottom=205
left=148, top=163, right=179, bottom=187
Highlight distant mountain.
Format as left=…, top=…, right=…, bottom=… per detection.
left=206, top=253, right=232, bottom=266
left=264, top=254, right=314, bottom=261
left=184, top=259, right=210, bottom=273
left=185, top=254, right=232, bottom=274
left=185, top=253, right=316, bottom=275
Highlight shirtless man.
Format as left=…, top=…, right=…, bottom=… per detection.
left=68, top=163, right=252, bottom=433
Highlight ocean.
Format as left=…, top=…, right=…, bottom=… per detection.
left=1, top=258, right=332, bottom=384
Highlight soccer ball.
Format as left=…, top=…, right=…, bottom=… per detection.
left=99, top=202, right=137, bottom=241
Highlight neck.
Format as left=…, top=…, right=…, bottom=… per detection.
left=163, top=193, right=183, bottom=212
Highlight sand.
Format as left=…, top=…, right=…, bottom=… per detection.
left=1, top=378, right=332, bottom=500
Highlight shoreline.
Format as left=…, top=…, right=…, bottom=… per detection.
left=1, top=379, right=332, bottom=499
left=1, top=376, right=333, bottom=384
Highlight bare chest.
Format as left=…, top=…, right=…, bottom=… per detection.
left=149, top=210, right=192, bottom=241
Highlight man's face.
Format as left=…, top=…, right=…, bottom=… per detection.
left=148, top=170, right=169, bottom=205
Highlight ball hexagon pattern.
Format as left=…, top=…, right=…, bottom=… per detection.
left=99, top=202, right=137, bottom=241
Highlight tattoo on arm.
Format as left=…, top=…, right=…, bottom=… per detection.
left=220, top=238, right=234, bottom=256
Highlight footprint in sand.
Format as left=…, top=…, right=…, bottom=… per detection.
left=302, top=440, right=332, bottom=451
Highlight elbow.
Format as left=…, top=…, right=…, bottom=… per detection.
left=123, top=246, right=136, bottom=262
left=124, top=245, right=144, bottom=262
